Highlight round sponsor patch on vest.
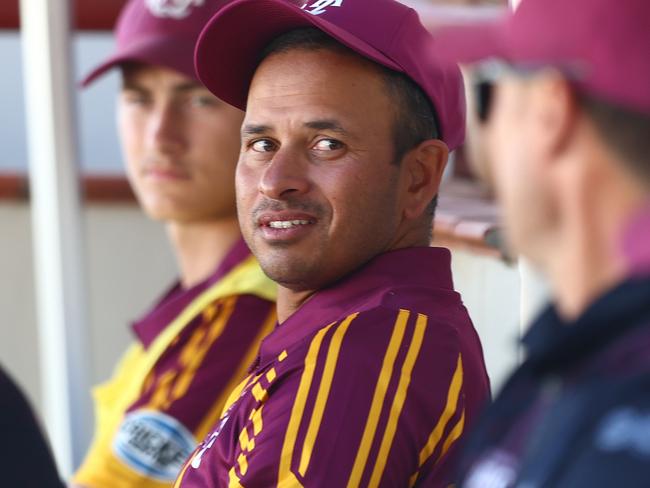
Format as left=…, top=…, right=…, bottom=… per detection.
left=113, top=410, right=197, bottom=481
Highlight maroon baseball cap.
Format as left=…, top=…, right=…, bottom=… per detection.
left=81, top=0, right=227, bottom=87
left=194, top=0, right=466, bottom=150
left=433, top=0, right=650, bottom=114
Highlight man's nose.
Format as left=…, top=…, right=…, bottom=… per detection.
left=258, top=147, right=311, bottom=200
left=146, top=103, right=186, bottom=155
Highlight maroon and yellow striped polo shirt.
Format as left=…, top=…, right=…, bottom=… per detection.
left=74, top=239, right=276, bottom=487
left=174, top=246, right=490, bottom=487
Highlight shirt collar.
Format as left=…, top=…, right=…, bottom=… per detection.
left=523, top=201, right=650, bottom=372
left=132, top=238, right=251, bottom=348
left=523, top=276, right=650, bottom=373
left=259, top=246, right=453, bottom=364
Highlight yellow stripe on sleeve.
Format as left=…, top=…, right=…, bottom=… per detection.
left=368, top=313, right=428, bottom=488
left=277, top=322, right=337, bottom=488
left=298, top=313, right=359, bottom=476
left=194, top=308, right=277, bottom=440
left=147, top=296, right=238, bottom=411
left=239, top=426, right=251, bottom=452
left=408, top=470, right=419, bottom=488
left=417, top=354, right=464, bottom=468
left=250, top=404, right=264, bottom=436
left=237, top=453, right=249, bottom=476
left=440, top=408, right=465, bottom=458
left=228, top=466, right=244, bottom=488
left=172, top=297, right=238, bottom=398
left=266, top=368, right=277, bottom=382
left=252, top=383, right=268, bottom=402
left=346, top=309, right=410, bottom=488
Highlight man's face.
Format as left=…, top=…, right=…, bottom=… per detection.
left=473, top=74, right=557, bottom=258
left=237, top=48, right=408, bottom=291
left=118, top=64, right=244, bottom=222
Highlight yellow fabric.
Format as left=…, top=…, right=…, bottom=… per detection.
left=73, top=256, right=276, bottom=487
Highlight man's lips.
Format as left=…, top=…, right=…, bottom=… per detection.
left=143, top=166, right=190, bottom=181
left=257, top=212, right=317, bottom=230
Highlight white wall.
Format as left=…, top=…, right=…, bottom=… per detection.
left=84, top=205, right=177, bottom=383
left=450, top=249, right=521, bottom=392
left=0, top=202, right=176, bottom=418
left=0, top=30, right=122, bottom=172
left=0, top=203, right=40, bottom=403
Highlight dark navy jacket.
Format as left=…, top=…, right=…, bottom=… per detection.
left=458, top=276, right=650, bottom=488
left=0, top=366, right=64, bottom=488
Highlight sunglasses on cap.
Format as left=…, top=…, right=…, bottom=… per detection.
left=474, top=79, right=494, bottom=123
left=471, top=60, right=584, bottom=123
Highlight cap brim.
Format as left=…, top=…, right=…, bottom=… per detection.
left=81, top=36, right=198, bottom=87
left=195, top=0, right=404, bottom=110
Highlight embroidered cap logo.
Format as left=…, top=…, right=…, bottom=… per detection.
left=146, top=0, right=205, bottom=18
left=301, top=0, right=343, bottom=16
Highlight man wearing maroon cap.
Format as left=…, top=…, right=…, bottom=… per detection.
left=72, top=1, right=276, bottom=487
left=172, top=0, right=490, bottom=486
left=434, top=0, right=650, bottom=486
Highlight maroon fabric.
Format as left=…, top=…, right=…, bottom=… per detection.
left=194, top=0, right=466, bottom=150
left=128, top=295, right=276, bottom=432
left=175, top=247, right=490, bottom=487
left=81, top=0, right=232, bottom=86
left=125, top=238, right=276, bottom=433
left=433, top=0, right=650, bottom=113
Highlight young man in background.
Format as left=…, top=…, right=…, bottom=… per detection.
left=72, top=1, right=276, bottom=486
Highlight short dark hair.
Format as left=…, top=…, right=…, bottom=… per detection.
left=580, top=95, right=650, bottom=186
left=258, top=27, right=441, bottom=224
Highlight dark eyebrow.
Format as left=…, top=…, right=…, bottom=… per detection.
left=121, top=79, right=145, bottom=92
left=241, top=124, right=273, bottom=137
left=305, top=119, right=348, bottom=136
left=121, top=79, right=206, bottom=94
left=241, top=119, right=350, bottom=138
left=171, top=82, right=206, bottom=94
left=305, top=119, right=348, bottom=135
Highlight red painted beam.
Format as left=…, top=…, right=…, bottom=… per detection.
left=0, top=0, right=128, bottom=31
left=0, top=173, right=136, bottom=203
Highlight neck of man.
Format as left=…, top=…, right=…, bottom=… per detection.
left=276, top=288, right=317, bottom=324
left=541, top=145, right=648, bottom=321
left=275, top=223, right=432, bottom=323
left=166, top=217, right=241, bottom=289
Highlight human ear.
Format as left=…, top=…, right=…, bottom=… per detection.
left=402, top=139, right=448, bottom=220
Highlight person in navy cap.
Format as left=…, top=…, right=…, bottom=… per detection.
left=73, top=1, right=276, bottom=486
left=173, top=0, right=491, bottom=486
left=434, top=0, right=650, bottom=486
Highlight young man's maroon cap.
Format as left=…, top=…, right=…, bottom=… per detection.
left=194, top=0, right=466, bottom=150
left=81, top=0, right=227, bottom=87
left=433, top=0, right=650, bottom=114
